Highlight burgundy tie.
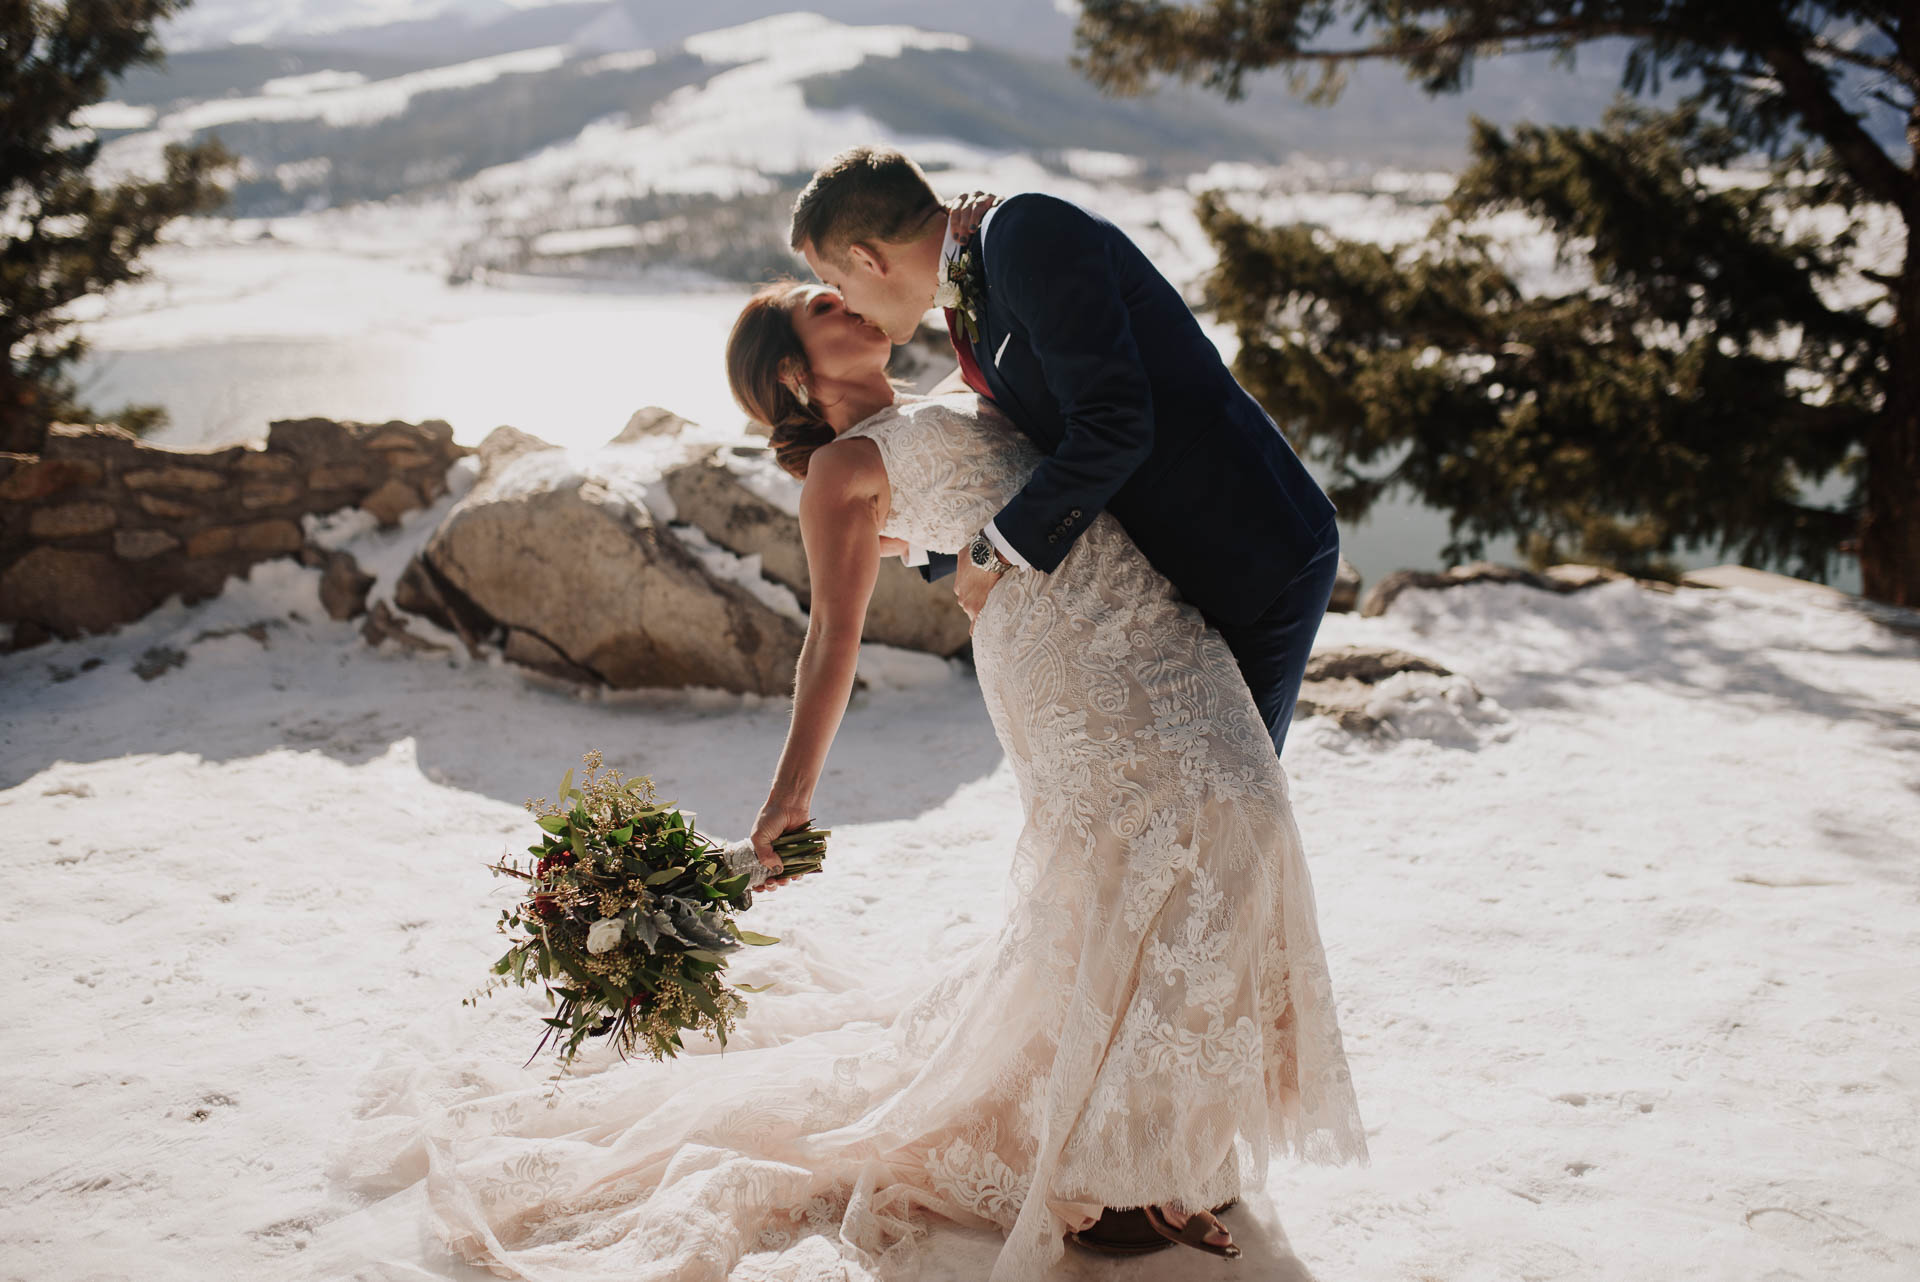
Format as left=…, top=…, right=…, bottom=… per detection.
left=944, top=309, right=995, bottom=402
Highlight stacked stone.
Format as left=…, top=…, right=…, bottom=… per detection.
left=0, top=417, right=472, bottom=650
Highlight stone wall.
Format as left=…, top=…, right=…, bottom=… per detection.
left=0, top=417, right=472, bottom=651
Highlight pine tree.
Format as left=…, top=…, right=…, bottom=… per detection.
left=1, top=0, right=231, bottom=454
left=1075, top=2, right=1916, bottom=606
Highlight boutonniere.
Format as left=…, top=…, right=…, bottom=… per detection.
left=932, top=245, right=984, bottom=344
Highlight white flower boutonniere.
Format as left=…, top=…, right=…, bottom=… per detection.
left=937, top=248, right=983, bottom=343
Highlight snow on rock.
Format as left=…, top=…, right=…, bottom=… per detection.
left=670, top=523, right=806, bottom=625
left=1295, top=642, right=1511, bottom=749
left=718, top=446, right=803, bottom=517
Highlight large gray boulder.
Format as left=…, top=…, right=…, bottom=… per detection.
left=663, top=445, right=972, bottom=657
left=402, top=447, right=806, bottom=694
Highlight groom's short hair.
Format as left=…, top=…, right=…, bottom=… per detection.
left=789, top=145, right=941, bottom=266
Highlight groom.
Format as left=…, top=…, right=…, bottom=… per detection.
left=790, top=146, right=1341, bottom=758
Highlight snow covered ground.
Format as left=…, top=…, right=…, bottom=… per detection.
left=2, top=464, right=1916, bottom=1279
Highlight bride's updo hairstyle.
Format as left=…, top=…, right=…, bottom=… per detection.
left=727, top=281, right=836, bottom=480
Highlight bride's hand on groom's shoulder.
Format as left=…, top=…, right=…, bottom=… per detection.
left=946, top=191, right=999, bottom=243
left=878, top=535, right=910, bottom=559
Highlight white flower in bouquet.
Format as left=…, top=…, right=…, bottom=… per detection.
left=586, top=917, right=625, bottom=954
left=933, top=278, right=963, bottom=310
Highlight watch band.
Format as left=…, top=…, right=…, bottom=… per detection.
left=969, top=531, right=1011, bottom=575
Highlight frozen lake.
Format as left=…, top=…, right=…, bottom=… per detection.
left=69, top=239, right=1857, bottom=594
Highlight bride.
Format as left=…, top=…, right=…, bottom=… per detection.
left=310, top=284, right=1366, bottom=1282
left=725, top=278, right=1367, bottom=1274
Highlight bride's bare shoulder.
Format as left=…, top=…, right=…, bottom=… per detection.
left=799, top=434, right=886, bottom=506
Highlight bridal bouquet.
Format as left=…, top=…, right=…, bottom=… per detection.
left=465, top=749, right=828, bottom=1070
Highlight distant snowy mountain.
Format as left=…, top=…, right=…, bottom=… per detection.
left=158, top=1, right=1081, bottom=59
left=137, top=3, right=1635, bottom=168
left=94, top=7, right=1635, bottom=286
left=100, top=11, right=1304, bottom=283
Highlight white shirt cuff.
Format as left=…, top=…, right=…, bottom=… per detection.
left=983, top=519, right=1032, bottom=571
left=901, top=543, right=929, bottom=568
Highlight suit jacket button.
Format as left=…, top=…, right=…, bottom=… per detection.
left=1070, top=508, right=1081, bottom=518
left=1048, top=533, right=1058, bottom=543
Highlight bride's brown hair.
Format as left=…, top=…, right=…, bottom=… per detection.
left=726, top=281, right=836, bottom=480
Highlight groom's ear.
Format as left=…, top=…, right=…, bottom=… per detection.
left=845, top=241, right=887, bottom=278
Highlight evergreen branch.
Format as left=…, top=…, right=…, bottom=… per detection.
left=1075, top=2, right=1661, bottom=95
left=1862, top=85, right=1911, bottom=114
left=1751, top=33, right=1909, bottom=205
left=1805, top=36, right=1918, bottom=90
left=1239, top=21, right=1656, bottom=67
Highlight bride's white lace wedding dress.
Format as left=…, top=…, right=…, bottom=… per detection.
left=310, top=391, right=1366, bottom=1282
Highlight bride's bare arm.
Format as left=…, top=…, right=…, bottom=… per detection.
left=749, top=438, right=889, bottom=875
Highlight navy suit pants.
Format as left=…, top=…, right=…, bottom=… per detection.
left=1212, top=520, right=1341, bottom=759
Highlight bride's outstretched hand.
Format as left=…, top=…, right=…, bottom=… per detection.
left=749, top=795, right=812, bottom=892
left=946, top=191, right=999, bottom=243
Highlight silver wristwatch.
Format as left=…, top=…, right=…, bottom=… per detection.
left=967, top=530, right=1012, bottom=575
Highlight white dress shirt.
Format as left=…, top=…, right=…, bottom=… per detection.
left=914, top=204, right=1031, bottom=573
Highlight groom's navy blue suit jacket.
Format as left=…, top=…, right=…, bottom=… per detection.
left=927, top=192, right=1335, bottom=628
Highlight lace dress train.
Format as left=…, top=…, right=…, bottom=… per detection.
left=308, top=392, right=1367, bottom=1282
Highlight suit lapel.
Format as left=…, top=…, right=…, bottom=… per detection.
left=964, top=232, right=1028, bottom=418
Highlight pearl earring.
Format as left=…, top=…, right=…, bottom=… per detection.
left=791, top=382, right=810, bottom=407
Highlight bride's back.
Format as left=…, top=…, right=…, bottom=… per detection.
left=835, top=392, right=1043, bottom=559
